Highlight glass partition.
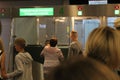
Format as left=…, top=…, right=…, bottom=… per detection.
left=84, top=19, right=100, bottom=44
left=13, top=17, right=70, bottom=46
left=13, top=17, right=101, bottom=48
left=74, top=17, right=100, bottom=48
left=38, top=17, right=70, bottom=46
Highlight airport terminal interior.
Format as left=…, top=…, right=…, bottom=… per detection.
left=0, top=0, right=120, bottom=80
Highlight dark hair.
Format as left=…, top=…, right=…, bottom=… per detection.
left=15, top=38, right=26, bottom=49
left=48, top=56, right=120, bottom=80
left=50, top=39, right=57, bottom=47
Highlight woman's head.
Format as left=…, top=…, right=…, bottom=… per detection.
left=14, top=38, right=26, bottom=52
left=48, top=56, right=119, bottom=80
left=85, top=27, right=120, bottom=69
left=50, top=38, right=58, bottom=47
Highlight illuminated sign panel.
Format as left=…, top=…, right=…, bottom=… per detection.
left=89, top=0, right=107, bottom=5
left=19, top=8, right=54, bottom=16
left=78, top=11, right=82, bottom=16
left=115, top=10, right=120, bottom=15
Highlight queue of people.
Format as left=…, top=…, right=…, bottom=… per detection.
left=45, top=19, right=120, bottom=80
left=47, top=26, right=120, bottom=80
left=0, top=19, right=120, bottom=80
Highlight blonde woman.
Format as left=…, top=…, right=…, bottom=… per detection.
left=85, top=27, right=120, bottom=69
left=0, top=38, right=8, bottom=80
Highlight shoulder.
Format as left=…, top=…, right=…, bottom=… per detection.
left=70, top=42, right=76, bottom=47
left=25, top=52, right=32, bottom=57
left=71, top=41, right=81, bottom=46
left=45, top=45, right=50, bottom=49
left=15, top=54, right=20, bottom=59
left=71, top=41, right=76, bottom=45
left=56, top=48, right=62, bottom=52
left=15, top=53, right=22, bottom=59
left=43, top=46, right=50, bottom=50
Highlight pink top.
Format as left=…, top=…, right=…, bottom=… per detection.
left=41, top=46, right=64, bottom=73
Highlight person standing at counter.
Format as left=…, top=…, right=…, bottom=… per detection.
left=7, top=38, right=33, bottom=80
left=68, top=31, right=83, bottom=58
left=41, top=38, right=64, bottom=79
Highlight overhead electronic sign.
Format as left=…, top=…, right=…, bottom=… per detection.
left=19, top=8, right=54, bottom=16
left=115, top=10, right=120, bottom=15
left=89, top=0, right=107, bottom=5
left=78, top=11, right=82, bottom=16
left=69, top=0, right=120, bottom=5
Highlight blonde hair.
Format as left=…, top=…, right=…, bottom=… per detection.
left=85, top=27, right=120, bottom=69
